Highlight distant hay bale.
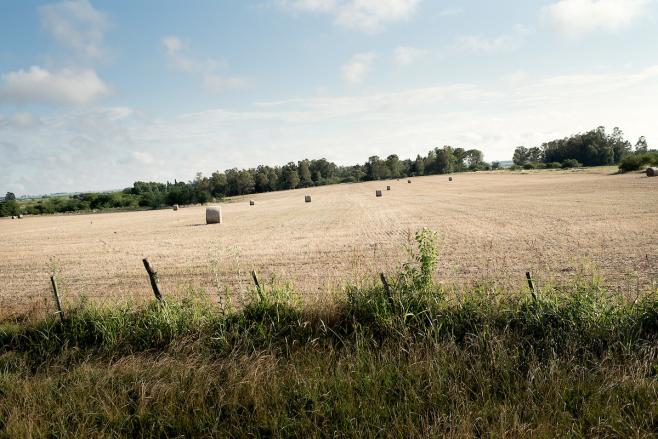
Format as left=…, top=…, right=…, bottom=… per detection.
left=206, top=207, right=222, bottom=224
left=449, top=177, right=453, bottom=182
left=250, top=200, right=255, bottom=206
left=376, top=190, right=382, bottom=197
left=11, top=216, right=15, bottom=219
left=173, top=204, right=179, bottom=211
left=305, top=195, right=312, bottom=203
left=647, top=167, right=658, bottom=177
left=407, top=179, right=411, bottom=183
left=387, top=185, right=391, bottom=191
left=17, top=214, right=23, bottom=219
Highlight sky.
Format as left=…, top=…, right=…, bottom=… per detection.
left=1, top=0, right=657, bottom=195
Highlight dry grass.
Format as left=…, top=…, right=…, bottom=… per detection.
left=1, top=167, right=656, bottom=316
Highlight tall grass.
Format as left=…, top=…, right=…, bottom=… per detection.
left=0, top=231, right=656, bottom=437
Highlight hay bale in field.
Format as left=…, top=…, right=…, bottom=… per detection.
left=173, top=204, right=179, bottom=211
left=17, top=214, right=23, bottom=219
left=376, top=190, right=382, bottom=197
left=387, top=185, right=391, bottom=191
left=206, top=207, right=222, bottom=224
left=647, top=167, right=658, bottom=177
left=449, top=176, right=453, bottom=182
left=305, top=195, right=312, bottom=203
left=407, top=179, right=411, bottom=183
left=249, top=200, right=255, bottom=206
left=11, top=216, right=15, bottom=219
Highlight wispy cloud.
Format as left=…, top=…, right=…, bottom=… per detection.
left=161, top=35, right=249, bottom=92
left=454, top=25, right=532, bottom=54
left=278, top=0, right=420, bottom=33
left=38, top=0, right=110, bottom=60
left=341, top=52, right=377, bottom=83
left=0, top=66, right=110, bottom=105
left=393, top=45, right=428, bottom=66
left=542, top=0, right=653, bottom=37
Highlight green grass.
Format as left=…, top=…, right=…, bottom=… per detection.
left=0, top=279, right=657, bottom=438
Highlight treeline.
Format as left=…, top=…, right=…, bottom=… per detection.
left=1, top=146, right=488, bottom=215
left=121, top=147, right=489, bottom=208
left=512, top=126, right=651, bottom=169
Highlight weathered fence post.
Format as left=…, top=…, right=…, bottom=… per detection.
left=50, top=275, right=65, bottom=322
left=380, top=272, right=395, bottom=309
left=526, top=271, right=538, bottom=301
left=143, top=258, right=163, bottom=302
left=251, top=270, right=264, bottom=301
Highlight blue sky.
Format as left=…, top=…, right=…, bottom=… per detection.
left=1, top=0, right=657, bottom=195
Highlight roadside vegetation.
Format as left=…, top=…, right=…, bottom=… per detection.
left=1, top=230, right=656, bottom=437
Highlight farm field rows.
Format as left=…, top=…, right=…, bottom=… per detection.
left=1, top=167, right=656, bottom=316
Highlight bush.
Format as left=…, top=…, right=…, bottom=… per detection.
left=523, top=163, right=535, bottom=170
left=618, top=151, right=658, bottom=173
left=561, top=159, right=582, bottom=168
left=546, top=162, right=562, bottom=169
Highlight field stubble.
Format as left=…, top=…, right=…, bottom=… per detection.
left=1, top=167, right=656, bottom=316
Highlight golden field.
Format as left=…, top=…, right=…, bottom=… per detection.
left=1, top=167, right=656, bottom=316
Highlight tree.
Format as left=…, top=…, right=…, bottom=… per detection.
left=298, top=160, right=313, bottom=187
left=282, top=163, right=300, bottom=189
left=635, top=136, right=648, bottom=153
left=5, top=192, right=16, bottom=201
left=513, top=147, right=529, bottom=166
left=413, top=155, right=425, bottom=176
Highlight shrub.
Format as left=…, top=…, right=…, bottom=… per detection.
left=522, top=163, right=535, bottom=170
left=618, top=151, right=658, bottom=173
left=561, top=159, right=582, bottom=168
left=546, top=162, right=562, bottom=169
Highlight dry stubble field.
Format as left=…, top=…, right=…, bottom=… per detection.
left=1, top=167, right=656, bottom=317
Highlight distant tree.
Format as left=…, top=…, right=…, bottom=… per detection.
left=385, top=154, right=402, bottom=178
left=413, top=155, right=425, bottom=176
left=635, top=136, right=648, bottom=153
left=298, top=160, right=313, bottom=187
left=513, top=146, right=529, bottom=166
left=5, top=192, right=16, bottom=201
left=282, top=163, right=300, bottom=189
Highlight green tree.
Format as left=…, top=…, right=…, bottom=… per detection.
left=298, top=160, right=313, bottom=187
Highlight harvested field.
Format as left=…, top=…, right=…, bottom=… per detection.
left=1, top=167, right=656, bottom=316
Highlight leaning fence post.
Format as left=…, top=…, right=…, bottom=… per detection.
left=380, top=272, right=395, bottom=309
left=142, top=258, right=163, bottom=302
left=50, top=275, right=65, bottom=322
left=526, top=271, right=538, bottom=301
left=251, top=270, right=264, bottom=301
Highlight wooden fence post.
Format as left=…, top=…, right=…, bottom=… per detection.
left=50, top=275, right=65, bottom=322
left=251, top=270, right=264, bottom=301
left=526, top=271, right=538, bottom=301
left=142, top=258, right=163, bottom=302
left=380, top=272, right=395, bottom=309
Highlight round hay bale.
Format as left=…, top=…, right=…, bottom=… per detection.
left=173, top=204, right=179, bottom=211
left=449, top=176, right=453, bottom=182
left=206, top=207, right=222, bottom=224
left=386, top=185, right=391, bottom=191
left=376, top=190, right=382, bottom=197
left=646, top=167, right=658, bottom=177
left=249, top=200, right=255, bottom=206
left=407, top=179, right=411, bottom=183
left=11, top=216, right=15, bottom=219
left=17, top=214, right=23, bottom=219
left=305, top=195, right=312, bottom=203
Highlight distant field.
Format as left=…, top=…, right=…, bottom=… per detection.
left=1, top=167, right=656, bottom=316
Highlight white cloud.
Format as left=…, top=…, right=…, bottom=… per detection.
left=161, top=35, right=184, bottom=55
left=393, top=45, right=428, bottom=66
left=341, top=52, right=377, bottom=83
left=3, top=66, right=658, bottom=195
left=39, top=0, right=110, bottom=59
left=161, top=36, right=248, bottom=92
left=279, top=0, right=420, bottom=32
left=439, top=7, right=463, bottom=16
left=0, top=66, right=110, bottom=105
left=454, top=25, right=532, bottom=54
left=542, top=0, right=652, bottom=36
